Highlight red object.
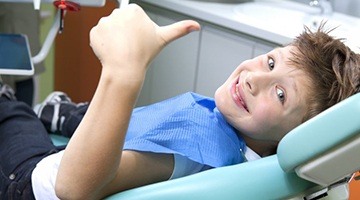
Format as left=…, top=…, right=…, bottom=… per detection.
left=53, top=0, right=81, bottom=11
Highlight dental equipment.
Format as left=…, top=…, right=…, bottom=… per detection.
left=34, top=0, right=123, bottom=64
left=31, top=10, right=60, bottom=65
left=0, top=0, right=106, bottom=64
left=33, top=0, right=81, bottom=64
left=33, top=0, right=40, bottom=10
left=309, top=0, right=333, bottom=15
left=53, top=0, right=81, bottom=33
left=0, top=0, right=105, bottom=9
left=119, top=0, right=129, bottom=9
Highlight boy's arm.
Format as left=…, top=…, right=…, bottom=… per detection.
left=55, top=4, right=200, bottom=200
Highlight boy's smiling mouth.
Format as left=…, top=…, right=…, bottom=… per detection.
left=231, top=78, right=249, bottom=113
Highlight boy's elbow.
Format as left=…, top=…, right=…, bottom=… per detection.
left=55, top=179, right=94, bottom=200
left=55, top=180, right=71, bottom=200
left=55, top=181, right=78, bottom=200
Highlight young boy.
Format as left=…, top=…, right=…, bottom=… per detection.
left=0, top=4, right=359, bottom=200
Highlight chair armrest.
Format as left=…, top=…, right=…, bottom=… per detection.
left=105, top=156, right=317, bottom=200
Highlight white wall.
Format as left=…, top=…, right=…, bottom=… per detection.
left=333, top=0, right=360, bottom=17
left=292, top=0, right=360, bottom=17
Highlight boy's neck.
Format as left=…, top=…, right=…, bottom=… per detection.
left=241, top=134, right=278, bottom=157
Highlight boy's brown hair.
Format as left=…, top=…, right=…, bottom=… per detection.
left=289, top=23, right=360, bottom=122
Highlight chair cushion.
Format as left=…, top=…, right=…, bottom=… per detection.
left=50, top=134, right=69, bottom=146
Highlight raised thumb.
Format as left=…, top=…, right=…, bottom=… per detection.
left=157, top=20, right=201, bottom=46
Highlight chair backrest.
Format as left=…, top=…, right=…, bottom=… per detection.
left=277, top=93, right=360, bottom=186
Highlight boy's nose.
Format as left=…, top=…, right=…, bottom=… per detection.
left=245, top=72, right=273, bottom=95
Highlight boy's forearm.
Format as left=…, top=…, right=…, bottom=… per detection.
left=56, top=66, right=145, bottom=199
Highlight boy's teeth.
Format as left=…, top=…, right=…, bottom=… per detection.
left=235, top=84, right=239, bottom=100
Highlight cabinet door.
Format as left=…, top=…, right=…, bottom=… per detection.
left=195, top=26, right=254, bottom=97
left=253, top=42, right=278, bottom=58
left=136, top=13, right=200, bottom=106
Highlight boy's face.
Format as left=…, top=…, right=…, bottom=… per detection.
left=215, top=46, right=310, bottom=142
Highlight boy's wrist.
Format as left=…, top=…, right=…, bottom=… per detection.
left=100, top=65, right=146, bottom=90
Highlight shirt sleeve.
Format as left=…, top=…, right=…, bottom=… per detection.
left=169, top=153, right=211, bottom=180
left=31, top=150, right=64, bottom=200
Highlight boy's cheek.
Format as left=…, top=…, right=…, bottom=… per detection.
left=251, top=108, right=276, bottom=131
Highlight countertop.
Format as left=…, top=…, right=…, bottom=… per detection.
left=138, top=0, right=360, bottom=52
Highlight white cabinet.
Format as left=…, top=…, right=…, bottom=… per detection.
left=254, top=41, right=277, bottom=57
left=136, top=3, right=278, bottom=106
left=136, top=11, right=201, bottom=106
left=195, top=25, right=254, bottom=97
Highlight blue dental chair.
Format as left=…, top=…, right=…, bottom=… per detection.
left=51, top=93, right=360, bottom=200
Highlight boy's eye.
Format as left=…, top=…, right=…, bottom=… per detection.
left=276, top=87, right=285, bottom=104
left=268, top=57, right=275, bottom=70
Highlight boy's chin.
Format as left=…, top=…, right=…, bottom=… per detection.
left=214, top=92, right=225, bottom=110
left=214, top=85, right=226, bottom=102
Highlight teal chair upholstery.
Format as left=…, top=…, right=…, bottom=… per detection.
left=50, top=93, right=360, bottom=200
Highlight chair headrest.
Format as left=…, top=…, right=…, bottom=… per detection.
left=277, top=93, right=360, bottom=173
